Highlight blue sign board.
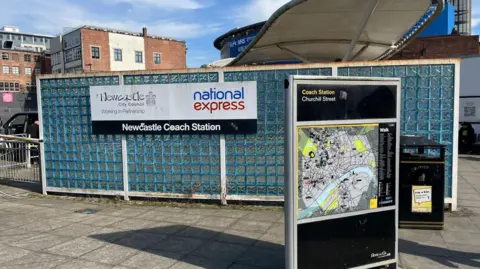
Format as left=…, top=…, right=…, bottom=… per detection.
left=229, top=31, right=258, bottom=58
left=419, top=3, right=455, bottom=37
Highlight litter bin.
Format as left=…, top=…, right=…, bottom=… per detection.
left=399, top=136, right=445, bottom=230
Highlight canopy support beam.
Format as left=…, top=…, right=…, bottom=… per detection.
left=277, top=45, right=312, bottom=63
left=342, top=0, right=380, bottom=62
left=351, top=44, right=370, bottom=61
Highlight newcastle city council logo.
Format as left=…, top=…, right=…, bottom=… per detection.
left=146, top=91, right=156, bottom=106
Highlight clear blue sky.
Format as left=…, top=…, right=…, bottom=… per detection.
left=2, top=0, right=479, bottom=68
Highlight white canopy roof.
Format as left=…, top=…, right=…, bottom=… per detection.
left=228, top=0, right=444, bottom=66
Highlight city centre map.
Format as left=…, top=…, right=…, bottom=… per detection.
left=297, top=124, right=379, bottom=220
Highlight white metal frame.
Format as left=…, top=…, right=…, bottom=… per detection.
left=285, top=75, right=401, bottom=269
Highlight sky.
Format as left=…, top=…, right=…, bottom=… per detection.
left=1, top=0, right=479, bottom=68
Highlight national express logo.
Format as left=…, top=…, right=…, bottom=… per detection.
left=193, top=87, right=246, bottom=113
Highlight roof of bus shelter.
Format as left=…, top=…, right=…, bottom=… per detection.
left=227, top=0, right=445, bottom=66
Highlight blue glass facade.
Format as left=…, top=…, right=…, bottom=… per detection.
left=39, top=62, right=456, bottom=200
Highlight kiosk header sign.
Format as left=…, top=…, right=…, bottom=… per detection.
left=285, top=76, right=400, bottom=269
left=89, top=82, right=257, bottom=135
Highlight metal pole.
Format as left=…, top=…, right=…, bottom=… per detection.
left=342, top=0, right=380, bottom=61
left=285, top=76, right=295, bottom=269
left=219, top=71, right=228, bottom=205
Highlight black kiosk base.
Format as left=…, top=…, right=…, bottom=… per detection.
left=298, top=211, right=396, bottom=269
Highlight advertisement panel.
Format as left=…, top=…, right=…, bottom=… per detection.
left=285, top=77, right=401, bottom=269
left=90, top=82, right=257, bottom=134
left=460, top=97, right=480, bottom=123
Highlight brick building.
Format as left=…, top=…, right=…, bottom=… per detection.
left=392, top=34, right=480, bottom=60
left=51, top=26, right=186, bottom=73
left=0, top=26, right=53, bottom=92
left=0, top=49, right=51, bottom=92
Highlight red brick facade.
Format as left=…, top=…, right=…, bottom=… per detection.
left=144, top=38, right=186, bottom=70
left=0, top=49, right=50, bottom=92
left=391, top=35, right=480, bottom=60
left=78, top=27, right=186, bottom=72
left=81, top=29, right=111, bottom=72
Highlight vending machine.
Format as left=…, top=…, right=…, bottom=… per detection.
left=284, top=76, right=401, bottom=269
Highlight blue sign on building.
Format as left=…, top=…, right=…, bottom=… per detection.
left=419, top=3, right=455, bottom=37
left=229, top=31, right=258, bottom=58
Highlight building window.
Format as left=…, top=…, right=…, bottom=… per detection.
left=91, top=47, right=100, bottom=59
left=65, top=47, right=82, bottom=63
left=35, top=68, right=41, bottom=74
left=34, top=55, right=40, bottom=62
left=12, top=67, right=19, bottom=75
left=34, top=37, right=37, bottom=42
left=154, top=53, right=161, bottom=64
left=17, top=36, right=21, bottom=41
left=114, top=49, right=122, bottom=61
left=26, top=83, right=36, bottom=92
left=135, top=51, right=143, bottom=63
left=2, top=66, right=9, bottom=74
left=25, top=67, right=32, bottom=75
left=1, top=53, right=8, bottom=60
left=24, top=54, right=31, bottom=62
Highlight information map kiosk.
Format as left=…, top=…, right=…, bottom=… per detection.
left=285, top=76, right=401, bottom=269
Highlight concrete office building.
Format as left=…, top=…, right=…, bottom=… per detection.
left=50, top=26, right=187, bottom=73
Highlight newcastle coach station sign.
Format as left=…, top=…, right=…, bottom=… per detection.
left=89, top=82, right=257, bottom=135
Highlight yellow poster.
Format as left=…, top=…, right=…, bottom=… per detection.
left=412, top=186, right=432, bottom=213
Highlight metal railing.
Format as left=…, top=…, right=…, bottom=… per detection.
left=0, top=135, right=40, bottom=183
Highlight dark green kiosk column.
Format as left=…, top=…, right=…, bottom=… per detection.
left=399, top=136, right=445, bottom=230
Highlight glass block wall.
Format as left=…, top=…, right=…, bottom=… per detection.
left=338, top=65, right=455, bottom=197
left=41, top=76, right=124, bottom=191
left=123, top=73, right=222, bottom=195
left=223, top=68, right=333, bottom=196
left=39, top=63, right=456, bottom=200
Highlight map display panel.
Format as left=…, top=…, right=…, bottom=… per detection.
left=297, top=124, right=380, bottom=220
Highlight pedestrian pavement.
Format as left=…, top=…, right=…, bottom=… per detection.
left=0, top=156, right=479, bottom=269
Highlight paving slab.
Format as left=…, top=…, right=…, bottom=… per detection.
left=191, top=241, right=248, bottom=262
left=17, top=218, right=73, bottom=233
left=0, top=243, right=31, bottom=264
left=0, top=252, right=69, bottom=269
left=54, top=259, right=114, bottom=269
left=230, top=220, right=273, bottom=234
left=9, top=233, right=74, bottom=251
left=236, top=246, right=285, bottom=268
left=51, top=223, right=101, bottom=237
left=442, top=231, right=480, bottom=247
left=443, top=217, right=480, bottom=233
left=46, top=237, right=106, bottom=258
left=80, top=214, right=126, bottom=227
left=195, top=216, right=237, bottom=228
left=112, top=232, right=166, bottom=250
left=175, top=225, right=226, bottom=240
left=146, top=222, right=188, bottom=235
left=121, top=250, right=184, bottom=269
left=169, top=255, right=232, bottom=269
left=243, top=211, right=283, bottom=222
left=81, top=244, right=140, bottom=265
left=214, top=229, right=263, bottom=246
left=149, top=236, right=206, bottom=254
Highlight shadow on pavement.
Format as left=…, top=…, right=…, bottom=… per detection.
left=458, top=155, right=480, bottom=162
left=400, top=239, right=480, bottom=268
left=0, top=179, right=41, bottom=193
left=90, top=225, right=284, bottom=269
